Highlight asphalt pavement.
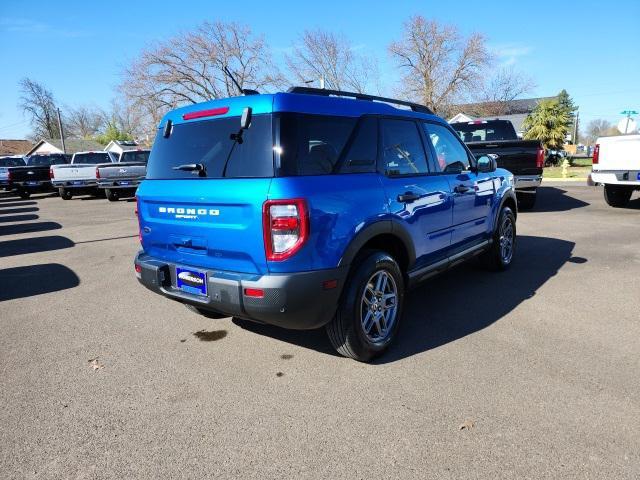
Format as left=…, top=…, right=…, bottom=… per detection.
left=1, top=185, right=639, bottom=479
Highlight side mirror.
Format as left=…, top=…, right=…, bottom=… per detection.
left=476, top=154, right=498, bottom=173
left=240, top=107, right=252, bottom=130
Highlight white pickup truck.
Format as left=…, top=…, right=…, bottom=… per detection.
left=591, top=134, right=640, bottom=207
left=51, top=151, right=114, bottom=200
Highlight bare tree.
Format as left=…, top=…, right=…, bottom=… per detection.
left=583, top=118, right=615, bottom=145
left=388, top=16, right=491, bottom=115
left=473, top=66, right=536, bottom=115
left=121, top=21, right=282, bottom=111
left=18, top=78, right=60, bottom=139
left=64, top=105, right=104, bottom=139
left=285, top=30, right=379, bottom=93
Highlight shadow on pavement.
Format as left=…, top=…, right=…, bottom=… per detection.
left=533, top=187, right=590, bottom=212
left=0, top=221, right=62, bottom=236
left=0, top=214, right=39, bottom=223
left=233, top=235, right=578, bottom=362
left=623, top=196, right=640, bottom=210
left=0, top=201, right=37, bottom=208
left=0, top=263, right=80, bottom=301
left=0, top=235, right=75, bottom=258
left=0, top=207, right=39, bottom=215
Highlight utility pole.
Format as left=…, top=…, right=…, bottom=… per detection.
left=319, top=76, right=325, bottom=89
left=573, top=109, right=579, bottom=144
left=57, top=108, right=66, bottom=154
left=620, top=110, right=638, bottom=134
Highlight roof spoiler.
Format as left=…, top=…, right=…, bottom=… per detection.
left=287, top=86, right=434, bottom=114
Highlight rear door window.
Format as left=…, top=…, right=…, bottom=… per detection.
left=147, top=115, right=273, bottom=179
left=278, top=114, right=356, bottom=176
left=380, top=118, right=429, bottom=176
left=338, top=116, right=378, bottom=174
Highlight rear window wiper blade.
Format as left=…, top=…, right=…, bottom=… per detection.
left=172, top=163, right=207, bottom=177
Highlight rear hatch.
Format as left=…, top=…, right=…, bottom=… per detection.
left=137, top=110, right=274, bottom=275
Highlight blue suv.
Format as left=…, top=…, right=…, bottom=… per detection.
left=135, top=87, right=517, bottom=362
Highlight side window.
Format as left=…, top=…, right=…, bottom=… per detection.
left=380, top=119, right=429, bottom=176
left=339, top=116, right=377, bottom=173
left=423, top=122, right=471, bottom=173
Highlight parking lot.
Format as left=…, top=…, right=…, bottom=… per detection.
left=1, top=185, right=639, bottom=479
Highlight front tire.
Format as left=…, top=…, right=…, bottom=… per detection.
left=480, top=206, right=516, bottom=271
left=59, top=188, right=72, bottom=200
left=18, top=189, right=31, bottom=199
left=106, top=189, right=119, bottom=202
left=326, top=251, right=404, bottom=362
left=604, top=185, right=632, bottom=207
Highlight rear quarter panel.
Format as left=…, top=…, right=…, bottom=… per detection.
left=267, top=174, right=387, bottom=273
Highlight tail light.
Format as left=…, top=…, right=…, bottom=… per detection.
left=135, top=196, right=142, bottom=244
left=592, top=144, right=600, bottom=165
left=49, top=167, right=54, bottom=179
left=263, top=199, right=308, bottom=261
left=95, top=167, right=101, bottom=179
left=536, top=147, right=545, bottom=169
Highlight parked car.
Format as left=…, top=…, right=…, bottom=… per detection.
left=450, top=119, right=544, bottom=210
left=51, top=151, right=114, bottom=200
left=97, top=149, right=149, bottom=201
left=591, top=134, right=640, bottom=207
left=134, top=87, right=518, bottom=362
left=7, top=153, right=68, bottom=198
left=0, top=155, right=26, bottom=190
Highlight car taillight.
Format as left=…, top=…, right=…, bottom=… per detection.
left=592, top=144, right=600, bottom=165
left=49, top=167, right=54, bottom=179
left=135, top=196, right=142, bottom=244
left=263, top=199, right=308, bottom=261
left=536, top=147, right=545, bottom=169
left=95, top=167, right=100, bottom=179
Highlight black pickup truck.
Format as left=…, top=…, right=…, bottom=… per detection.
left=450, top=119, right=544, bottom=209
left=8, top=153, right=69, bottom=198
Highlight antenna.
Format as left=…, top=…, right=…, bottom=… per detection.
left=223, top=66, right=259, bottom=96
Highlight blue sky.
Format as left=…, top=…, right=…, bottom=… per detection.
left=1, top=0, right=638, bottom=138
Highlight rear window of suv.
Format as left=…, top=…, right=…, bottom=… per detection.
left=147, top=115, right=273, bottom=179
left=121, top=151, right=150, bottom=164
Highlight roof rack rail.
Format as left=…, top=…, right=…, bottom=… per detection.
left=287, top=86, right=434, bottom=115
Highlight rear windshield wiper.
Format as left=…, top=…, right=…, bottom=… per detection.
left=172, top=163, right=206, bottom=177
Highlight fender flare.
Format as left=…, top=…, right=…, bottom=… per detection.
left=338, top=219, right=417, bottom=269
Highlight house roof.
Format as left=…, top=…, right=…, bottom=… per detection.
left=26, top=139, right=104, bottom=156
left=454, top=96, right=557, bottom=116
left=0, top=139, right=34, bottom=156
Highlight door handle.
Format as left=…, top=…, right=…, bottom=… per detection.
left=454, top=184, right=470, bottom=194
left=397, top=191, right=420, bottom=203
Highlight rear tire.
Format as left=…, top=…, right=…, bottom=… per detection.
left=18, top=189, right=31, bottom=199
left=184, top=303, right=228, bottom=319
left=480, top=206, right=516, bottom=271
left=106, top=189, right=119, bottom=202
left=604, top=185, right=632, bottom=207
left=59, top=188, right=72, bottom=200
left=326, top=251, right=404, bottom=362
left=517, top=191, right=536, bottom=210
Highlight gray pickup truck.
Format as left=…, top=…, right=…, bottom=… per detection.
left=97, top=149, right=149, bottom=201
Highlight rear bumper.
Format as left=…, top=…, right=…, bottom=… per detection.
left=52, top=180, right=98, bottom=189
left=134, top=252, right=348, bottom=330
left=514, top=175, right=542, bottom=191
left=12, top=180, right=53, bottom=189
left=591, top=170, right=640, bottom=186
left=97, top=178, right=143, bottom=189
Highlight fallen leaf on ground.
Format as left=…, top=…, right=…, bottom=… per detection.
left=88, top=358, right=104, bottom=371
left=459, top=419, right=475, bottom=430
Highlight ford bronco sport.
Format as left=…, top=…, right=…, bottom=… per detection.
left=135, top=87, right=517, bottom=362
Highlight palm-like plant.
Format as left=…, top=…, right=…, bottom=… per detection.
left=523, top=99, right=569, bottom=150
